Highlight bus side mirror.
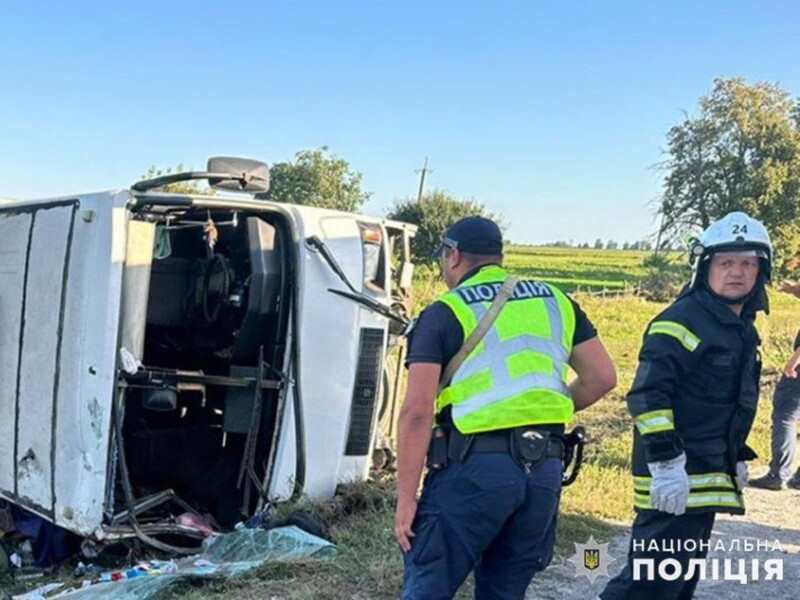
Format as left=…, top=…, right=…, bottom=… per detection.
left=207, top=157, right=270, bottom=193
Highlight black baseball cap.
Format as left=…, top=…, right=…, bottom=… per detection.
left=432, top=216, right=504, bottom=259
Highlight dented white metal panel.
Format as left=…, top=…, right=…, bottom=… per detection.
left=53, top=193, right=128, bottom=534
left=0, top=193, right=128, bottom=534
left=16, top=204, right=75, bottom=513
left=0, top=212, right=33, bottom=497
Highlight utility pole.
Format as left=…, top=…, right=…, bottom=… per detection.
left=416, top=157, right=431, bottom=204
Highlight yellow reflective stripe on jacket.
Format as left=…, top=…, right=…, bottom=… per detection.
left=687, top=473, right=736, bottom=490
left=647, top=320, right=701, bottom=352
left=633, top=472, right=735, bottom=493
left=633, top=409, right=675, bottom=435
left=634, top=490, right=743, bottom=510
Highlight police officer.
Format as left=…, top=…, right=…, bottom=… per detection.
left=394, top=216, right=617, bottom=599
left=601, top=212, right=772, bottom=599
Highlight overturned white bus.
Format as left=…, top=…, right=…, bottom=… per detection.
left=0, top=157, right=416, bottom=553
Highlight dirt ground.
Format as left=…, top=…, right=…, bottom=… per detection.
left=527, top=484, right=800, bottom=599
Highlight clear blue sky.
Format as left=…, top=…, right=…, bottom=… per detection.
left=1, top=1, right=798, bottom=245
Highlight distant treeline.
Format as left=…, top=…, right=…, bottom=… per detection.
left=523, top=239, right=675, bottom=251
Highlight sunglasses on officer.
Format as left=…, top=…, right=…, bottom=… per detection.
left=432, top=237, right=459, bottom=260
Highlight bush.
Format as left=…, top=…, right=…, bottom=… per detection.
left=638, top=253, right=690, bottom=302
left=386, top=190, right=502, bottom=264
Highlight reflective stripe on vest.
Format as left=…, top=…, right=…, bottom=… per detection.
left=436, top=266, right=576, bottom=433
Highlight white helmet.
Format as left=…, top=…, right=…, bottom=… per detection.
left=690, top=211, right=773, bottom=288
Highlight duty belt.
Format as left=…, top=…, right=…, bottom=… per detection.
left=426, top=425, right=586, bottom=486
left=446, top=429, right=564, bottom=462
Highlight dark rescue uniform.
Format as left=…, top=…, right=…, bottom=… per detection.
left=629, top=286, right=760, bottom=514
left=602, top=286, right=761, bottom=600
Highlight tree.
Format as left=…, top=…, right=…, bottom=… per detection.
left=659, top=77, right=800, bottom=275
left=139, top=165, right=215, bottom=195
left=594, top=238, right=604, bottom=249
left=622, top=241, right=631, bottom=250
left=606, top=239, right=618, bottom=250
left=256, top=146, right=370, bottom=212
left=386, top=190, right=502, bottom=264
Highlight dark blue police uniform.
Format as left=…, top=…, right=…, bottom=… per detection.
left=402, top=264, right=597, bottom=599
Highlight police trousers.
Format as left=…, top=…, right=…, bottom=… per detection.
left=600, top=511, right=716, bottom=600
left=401, top=453, right=562, bottom=600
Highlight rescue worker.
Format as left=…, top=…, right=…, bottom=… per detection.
left=395, top=216, right=617, bottom=599
left=601, top=211, right=772, bottom=599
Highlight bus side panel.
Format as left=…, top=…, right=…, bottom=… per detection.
left=272, top=215, right=372, bottom=500
left=16, top=205, right=75, bottom=514
left=0, top=212, right=33, bottom=498
left=53, top=200, right=127, bottom=534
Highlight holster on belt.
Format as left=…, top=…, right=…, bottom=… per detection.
left=426, top=426, right=449, bottom=471
left=560, top=426, right=586, bottom=486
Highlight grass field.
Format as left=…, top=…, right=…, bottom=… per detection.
left=504, top=246, right=654, bottom=293
left=169, top=247, right=800, bottom=599
left=411, top=247, right=686, bottom=313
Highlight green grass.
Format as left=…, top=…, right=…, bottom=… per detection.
left=412, top=246, right=683, bottom=313
left=504, top=246, right=654, bottom=293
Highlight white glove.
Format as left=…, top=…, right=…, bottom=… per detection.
left=736, top=461, right=749, bottom=488
left=647, top=453, right=691, bottom=515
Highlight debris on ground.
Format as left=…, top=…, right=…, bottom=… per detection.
left=175, top=514, right=215, bottom=538
left=6, top=525, right=336, bottom=600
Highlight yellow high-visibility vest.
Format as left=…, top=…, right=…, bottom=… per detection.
left=437, top=266, right=576, bottom=433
